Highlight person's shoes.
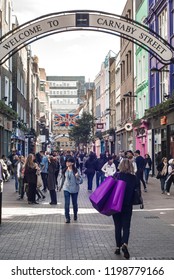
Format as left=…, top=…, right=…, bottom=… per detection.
left=166, top=192, right=170, bottom=196
left=74, top=215, right=77, bottom=221
left=42, top=195, right=46, bottom=199
left=65, top=219, right=70, bottom=223
left=28, top=201, right=33, bottom=204
left=88, top=190, right=92, bottom=193
left=33, top=201, right=39, bottom=204
left=144, top=188, right=147, bottom=192
left=161, top=190, right=165, bottom=194
left=114, top=248, right=120, bottom=255
left=49, top=202, right=57, bottom=205
left=122, top=244, right=130, bottom=259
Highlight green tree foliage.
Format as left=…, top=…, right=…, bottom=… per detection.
left=69, top=111, right=95, bottom=146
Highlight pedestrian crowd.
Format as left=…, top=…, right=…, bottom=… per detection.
left=0, top=148, right=174, bottom=260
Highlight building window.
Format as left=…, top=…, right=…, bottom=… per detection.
left=5, top=76, right=9, bottom=105
left=160, top=67, right=169, bottom=102
left=158, top=8, right=167, bottom=40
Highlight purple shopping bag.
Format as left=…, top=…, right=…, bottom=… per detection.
left=100, top=179, right=126, bottom=216
left=89, top=176, right=116, bottom=212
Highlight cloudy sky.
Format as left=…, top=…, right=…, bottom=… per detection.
left=12, top=0, right=127, bottom=81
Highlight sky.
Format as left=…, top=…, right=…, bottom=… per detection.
left=12, top=0, right=127, bottom=81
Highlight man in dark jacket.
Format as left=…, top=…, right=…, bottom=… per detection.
left=95, top=153, right=105, bottom=187
left=134, top=150, right=147, bottom=192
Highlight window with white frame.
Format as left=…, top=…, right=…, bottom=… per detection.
left=10, top=81, right=12, bottom=103
left=5, top=76, right=9, bottom=105
left=158, top=8, right=167, bottom=40
left=142, top=55, right=146, bottom=82
left=5, top=0, right=9, bottom=24
left=0, top=76, right=1, bottom=99
left=160, top=67, right=169, bottom=102
left=17, top=69, right=20, bottom=90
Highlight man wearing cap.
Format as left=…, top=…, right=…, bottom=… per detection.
left=134, top=150, right=147, bottom=192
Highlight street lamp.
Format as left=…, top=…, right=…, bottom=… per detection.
left=123, top=91, right=137, bottom=97
left=150, top=67, right=169, bottom=73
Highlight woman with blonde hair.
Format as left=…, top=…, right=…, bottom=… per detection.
left=112, top=158, right=140, bottom=259
left=24, top=154, right=39, bottom=204
left=157, top=157, right=168, bottom=194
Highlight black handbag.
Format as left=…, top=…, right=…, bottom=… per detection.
left=133, top=178, right=144, bottom=209
left=133, top=188, right=144, bottom=208
left=156, top=171, right=162, bottom=179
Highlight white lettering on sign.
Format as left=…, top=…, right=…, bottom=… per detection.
left=90, top=15, right=173, bottom=62
left=0, top=15, right=75, bottom=61
left=0, top=12, right=173, bottom=63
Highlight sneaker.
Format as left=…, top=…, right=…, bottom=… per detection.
left=122, top=244, right=130, bottom=259
left=114, top=248, right=120, bottom=255
left=65, top=219, right=70, bottom=223
left=166, top=192, right=170, bottom=196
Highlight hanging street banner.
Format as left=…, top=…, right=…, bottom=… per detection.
left=54, top=113, right=79, bottom=127
left=0, top=10, right=174, bottom=64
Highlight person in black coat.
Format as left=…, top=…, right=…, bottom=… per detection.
left=95, top=153, right=105, bottom=187
left=112, top=159, right=140, bottom=259
left=24, top=154, right=39, bottom=204
left=47, top=156, right=57, bottom=205
left=157, top=157, right=168, bottom=193
left=85, top=152, right=97, bottom=192
left=144, top=154, right=152, bottom=184
left=134, top=150, right=147, bottom=192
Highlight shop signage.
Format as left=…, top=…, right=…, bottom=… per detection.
left=96, top=123, right=104, bottom=130
left=16, top=128, right=25, bottom=140
left=160, top=116, right=167, bottom=125
left=0, top=11, right=173, bottom=64
left=4, top=119, right=12, bottom=131
left=0, top=114, right=4, bottom=127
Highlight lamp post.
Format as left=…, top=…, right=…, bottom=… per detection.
left=106, top=108, right=116, bottom=154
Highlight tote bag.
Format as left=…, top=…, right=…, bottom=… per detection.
left=100, top=179, right=126, bottom=216
left=89, top=176, right=116, bottom=212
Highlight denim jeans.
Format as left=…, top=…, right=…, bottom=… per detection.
left=14, top=173, right=18, bottom=191
left=41, top=173, right=48, bottom=191
left=144, top=168, right=150, bottom=183
left=18, top=177, right=24, bottom=198
left=87, top=173, right=95, bottom=191
left=160, top=176, right=168, bottom=191
left=96, top=171, right=104, bottom=188
left=64, top=191, right=78, bottom=220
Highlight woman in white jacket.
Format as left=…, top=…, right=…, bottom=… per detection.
left=101, top=156, right=116, bottom=178
left=165, top=159, right=174, bottom=195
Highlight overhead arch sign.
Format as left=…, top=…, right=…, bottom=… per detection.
left=0, top=10, right=173, bottom=64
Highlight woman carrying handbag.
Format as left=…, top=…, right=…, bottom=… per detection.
left=112, top=159, right=141, bottom=259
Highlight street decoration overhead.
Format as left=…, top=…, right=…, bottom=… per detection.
left=0, top=10, right=173, bottom=64
left=54, top=113, right=79, bottom=126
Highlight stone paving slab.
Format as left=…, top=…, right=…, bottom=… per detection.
left=0, top=176, right=174, bottom=260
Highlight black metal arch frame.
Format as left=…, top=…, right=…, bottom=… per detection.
left=0, top=10, right=174, bottom=65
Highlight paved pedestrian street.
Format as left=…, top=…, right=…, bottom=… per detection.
left=0, top=176, right=174, bottom=260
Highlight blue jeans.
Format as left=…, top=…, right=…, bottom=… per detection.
left=96, top=171, right=104, bottom=188
left=41, top=173, right=48, bottom=191
left=144, top=168, right=150, bottom=183
left=64, top=191, right=78, bottom=220
left=87, top=173, right=95, bottom=190
left=14, top=173, right=18, bottom=191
